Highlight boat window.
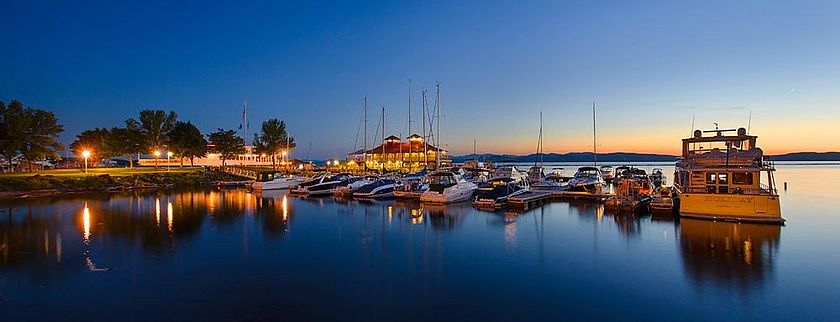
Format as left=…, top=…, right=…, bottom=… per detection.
left=718, top=173, right=728, bottom=185
left=718, top=186, right=729, bottom=193
left=732, top=172, right=753, bottom=185
left=705, top=173, right=716, bottom=184
left=706, top=186, right=716, bottom=193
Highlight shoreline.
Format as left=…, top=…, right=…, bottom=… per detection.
left=0, top=170, right=251, bottom=200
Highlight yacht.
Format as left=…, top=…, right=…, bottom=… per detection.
left=605, top=167, right=654, bottom=213
left=251, top=172, right=306, bottom=191
left=673, top=127, right=782, bottom=223
left=600, top=165, right=615, bottom=183
left=333, top=175, right=378, bottom=196
left=353, top=178, right=397, bottom=199
left=420, top=171, right=478, bottom=203
left=567, top=167, right=605, bottom=192
left=291, top=174, right=328, bottom=194
left=650, top=168, right=666, bottom=188
left=473, top=177, right=528, bottom=209
left=303, top=173, right=354, bottom=196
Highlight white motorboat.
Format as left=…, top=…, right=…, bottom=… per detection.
left=290, top=174, right=328, bottom=194
left=600, top=165, right=615, bottom=183
left=251, top=172, right=307, bottom=191
left=297, top=173, right=354, bottom=196
left=420, top=171, right=478, bottom=203
left=568, top=167, right=605, bottom=193
left=333, top=175, right=378, bottom=196
left=353, top=178, right=397, bottom=199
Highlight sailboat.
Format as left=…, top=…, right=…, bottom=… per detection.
left=567, top=102, right=605, bottom=192
left=528, top=112, right=565, bottom=191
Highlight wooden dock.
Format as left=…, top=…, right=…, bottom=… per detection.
left=507, top=190, right=611, bottom=211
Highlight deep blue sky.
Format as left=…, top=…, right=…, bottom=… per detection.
left=2, top=1, right=839, bottom=159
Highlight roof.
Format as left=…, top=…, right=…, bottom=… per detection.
left=384, top=135, right=401, bottom=141
left=349, top=140, right=446, bottom=155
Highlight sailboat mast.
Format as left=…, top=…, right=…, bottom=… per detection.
left=408, top=80, right=412, bottom=171
left=381, top=106, right=386, bottom=172
left=540, top=112, right=544, bottom=167
left=364, top=97, right=368, bottom=173
left=435, top=82, right=441, bottom=169
left=422, top=89, right=428, bottom=169
left=592, top=101, right=597, bottom=168
left=473, top=138, right=477, bottom=161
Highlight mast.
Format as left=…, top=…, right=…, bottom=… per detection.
left=592, top=101, right=597, bottom=168
left=381, top=106, right=386, bottom=172
left=540, top=111, right=544, bottom=167
left=422, top=89, right=428, bottom=169
left=407, top=80, right=412, bottom=171
left=747, top=109, right=752, bottom=135
left=435, top=82, right=441, bottom=169
left=473, top=138, right=477, bottom=162
left=364, top=97, right=368, bottom=173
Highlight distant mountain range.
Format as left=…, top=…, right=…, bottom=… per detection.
left=451, top=151, right=840, bottom=163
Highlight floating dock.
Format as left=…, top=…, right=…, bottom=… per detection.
left=508, top=190, right=611, bottom=211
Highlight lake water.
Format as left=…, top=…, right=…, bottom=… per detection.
left=1, top=163, right=839, bottom=321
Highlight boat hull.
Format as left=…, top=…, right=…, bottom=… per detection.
left=676, top=191, right=783, bottom=224
left=420, top=185, right=476, bottom=204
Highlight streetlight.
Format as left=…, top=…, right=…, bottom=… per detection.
left=82, top=150, right=91, bottom=174
left=153, top=150, right=161, bottom=168
left=167, top=151, right=173, bottom=171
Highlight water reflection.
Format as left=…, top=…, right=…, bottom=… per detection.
left=678, top=218, right=780, bottom=294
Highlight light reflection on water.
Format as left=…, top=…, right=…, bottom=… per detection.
left=0, top=164, right=838, bottom=320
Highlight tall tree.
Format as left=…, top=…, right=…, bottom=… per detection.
left=208, top=129, right=245, bottom=168
left=0, top=100, right=64, bottom=172
left=70, top=128, right=111, bottom=166
left=168, top=121, right=207, bottom=167
left=106, top=126, right=144, bottom=168
left=252, top=118, right=296, bottom=169
left=128, top=109, right=177, bottom=166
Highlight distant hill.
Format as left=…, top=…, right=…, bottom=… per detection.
left=452, top=152, right=677, bottom=163
left=767, top=152, right=840, bottom=161
left=452, top=151, right=840, bottom=163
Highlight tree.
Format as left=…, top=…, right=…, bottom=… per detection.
left=208, top=129, right=245, bottom=168
left=168, top=121, right=207, bottom=167
left=128, top=109, right=177, bottom=166
left=252, top=118, right=296, bottom=170
left=70, top=128, right=111, bottom=166
left=0, top=100, right=64, bottom=172
left=106, top=126, right=145, bottom=168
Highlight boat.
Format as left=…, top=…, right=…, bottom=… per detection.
left=393, top=176, right=428, bottom=199
left=419, top=171, right=478, bottom=203
left=600, top=165, right=615, bottom=183
left=353, top=178, right=397, bottom=198
left=290, top=174, right=328, bottom=194
left=650, top=168, right=666, bottom=188
left=302, top=173, right=354, bottom=196
left=673, top=127, right=783, bottom=223
left=473, top=177, right=528, bottom=209
left=333, top=175, right=377, bottom=196
left=544, top=167, right=569, bottom=183
left=251, top=172, right=306, bottom=191
left=605, top=167, right=654, bottom=213
left=650, top=187, right=676, bottom=214
left=567, top=167, right=605, bottom=192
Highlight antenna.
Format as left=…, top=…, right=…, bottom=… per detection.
left=747, top=109, right=752, bottom=135
left=690, top=113, right=696, bottom=137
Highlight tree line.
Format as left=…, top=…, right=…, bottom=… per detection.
left=1, top=99, right=296, bottom=172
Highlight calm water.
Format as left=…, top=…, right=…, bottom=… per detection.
left=1, top=163, right=839, bottom=321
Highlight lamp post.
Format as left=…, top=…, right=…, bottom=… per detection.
left=153, top=150, right=161, bottom=168
left=326, top=160, right=331, bottom=173
left=167, top=151, right=173, bottom=171
left=82, top=150, right=91, bottom=174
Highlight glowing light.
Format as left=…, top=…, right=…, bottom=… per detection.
left=81, top=150, right=91, bottom=158
left=281, top=151, right=287, bottom=156
left=334, top=160, right=340, bottom=166
left=167, top=151, right=173, bottom=157
left=82, top=204, right=91, bottom=244
left=282, top=195, right=288, bottom=221
left=155, top=198, right=161, bottom=226
left=167, top=201, right=174, bottom=232
left=153, top=150, right=161, bottom=157
left=388, top=206, right=393, bottom=224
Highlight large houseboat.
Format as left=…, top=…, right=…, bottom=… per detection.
left=673, top=127, right=783, bottom=224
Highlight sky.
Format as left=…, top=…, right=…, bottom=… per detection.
left=2, top=0, right=839, bottom=159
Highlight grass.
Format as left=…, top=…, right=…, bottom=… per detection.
left=0, top=167, right=206, bottom=178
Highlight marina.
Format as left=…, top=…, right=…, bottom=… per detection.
left=0, top=162, right=838, bottom=320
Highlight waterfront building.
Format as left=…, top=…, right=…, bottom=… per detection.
left=346, top=134, right=449, bottom=172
